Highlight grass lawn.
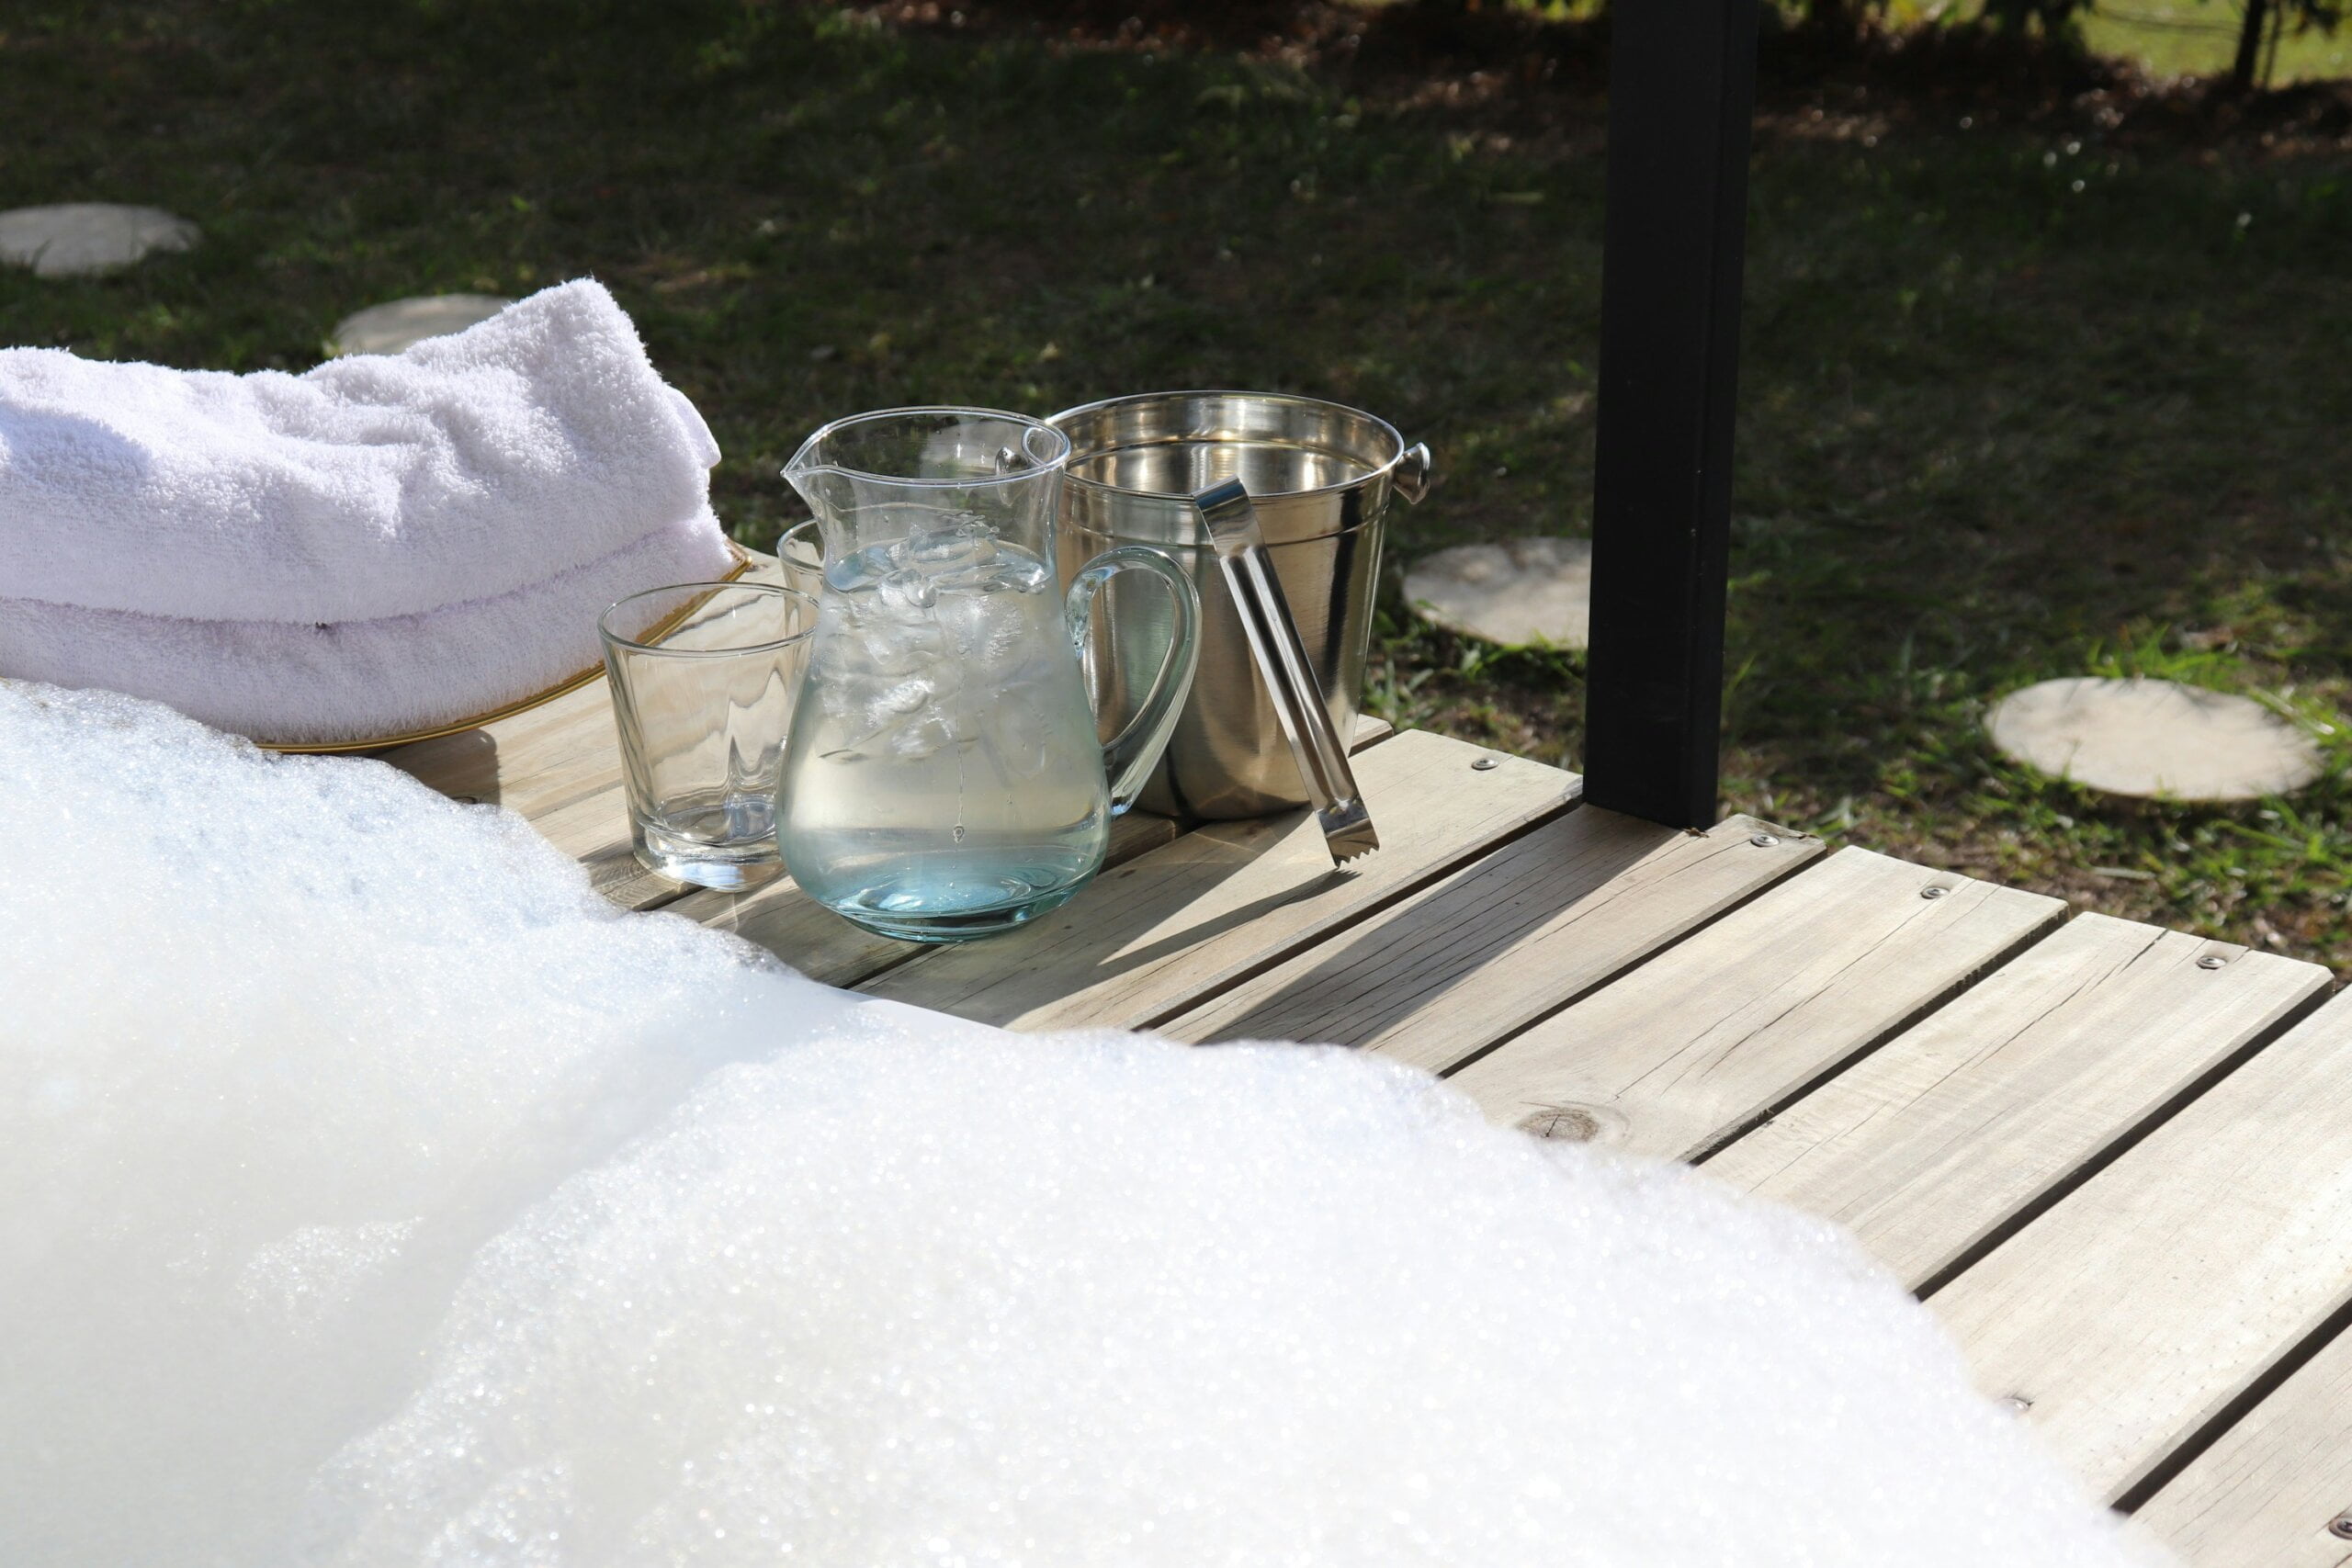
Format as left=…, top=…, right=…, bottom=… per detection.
left=2076, top=0, right=2352, bottom=86
left=6, top=0, right=2352, bottom=962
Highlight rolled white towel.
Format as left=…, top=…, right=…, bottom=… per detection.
left=0, top=280, right=740, bottom=746
left=0, top=278, right=720, bottom=625
left=0, top=512, right=734, bottom=747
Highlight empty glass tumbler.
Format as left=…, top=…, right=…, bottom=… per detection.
left=777, top=407, right=1200, bottom=942
left=599, top=580, right=818, bottom=890
left=776, top=518, right=825, bottom=599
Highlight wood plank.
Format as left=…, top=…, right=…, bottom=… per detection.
left=1926, top=988, right=2352, bottom=1508
left=687, top=871, right=917, bottom=988
left=1443, top=847, right=2067, bottom=1158
left=1162, top=811, right=1822, bottom=1066
left=376, top=675, right=622, bottom=820
left=668, top=716, right=1397, bottom=983
left=855, top=728, right=1577, bottom=1030
left=1700, top=913, right=2328, bottom=1291
left=521, top=739, right=1187, bottom=915
left=385, top=684, right=694, bottom=911
left=2134, top=1313, right=2352, bottom=1566
left=390, top=641, right=1394, bottom=922
left=514, top=785, right=689, bottom=910
left=582, top=844, right=696, bottom=911
left=675, top=807, right=1184, bottom=987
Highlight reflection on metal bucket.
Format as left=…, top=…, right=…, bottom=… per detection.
left=1048, top=391, right=1430, bottom=819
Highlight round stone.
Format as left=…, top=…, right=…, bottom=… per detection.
left=1986, top=677, right=2322, bottom=801
left=0, top=204, right=198, bottom=277
left=330, top=294, right=513, bottom=356
left=1404, top=536, right=1592, bottom=649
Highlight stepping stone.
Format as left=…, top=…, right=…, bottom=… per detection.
left=1405, top=536, right=1592, bottom=649
left=329, top=294, right=513, bottom=356
left=1986, top=676, right=2322, bottom=801
left=0, top=204, right=198, bottom=277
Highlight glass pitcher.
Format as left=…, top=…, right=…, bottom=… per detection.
left=778, top=407, right=1201, bottom=942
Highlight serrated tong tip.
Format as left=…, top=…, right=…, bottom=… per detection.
left=1319, top=799, right=1381, bottom=863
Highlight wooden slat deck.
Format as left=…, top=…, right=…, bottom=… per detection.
left=379, top=685, right=2352, bottom=1566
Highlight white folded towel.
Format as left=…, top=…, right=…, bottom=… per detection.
left=0, top=279, right=738, bottom=745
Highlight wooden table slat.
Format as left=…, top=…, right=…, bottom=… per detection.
left=514, top=788, right=695, bottom=909
left=2132, top=1309, right=2352, bottom=1567
left=856, top=729, right=1577, bottom=1030
left=1161, top=809, right=1821, bottom=1066
left=1927, top=987, right=2352, bottom=1508
left=381, top=694, right=694, bottom=911
left=1444, top=845, right=2066, bottom=1158
left=397, top=657, right=1396, bottom=925
left=377, top=677, right=622, bottom=823
left=1700, top=912, right=2330, bottom=1292
left=675, top=808, right=1183, bottom=987
left=667, top=717, right=1397, bottom=985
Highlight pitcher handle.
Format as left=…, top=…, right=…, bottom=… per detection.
left=1064, top=545, right=1202, bottom=817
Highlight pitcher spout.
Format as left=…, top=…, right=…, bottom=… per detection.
left=779, top=407, right=1074, bottom=571
left=779, top=441, right=863, bottom=570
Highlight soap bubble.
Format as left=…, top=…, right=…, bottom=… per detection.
left=303, top=1010, right=2164, bottom=1568
left=0, top=682, right=857, bottom=1567
left=0, top=682, right=2161, bottom=1568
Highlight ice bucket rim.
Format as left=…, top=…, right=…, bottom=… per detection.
left=1046, top=389, right=1417, bottom=508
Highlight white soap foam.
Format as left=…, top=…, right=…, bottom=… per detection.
left=0, top=683, right=854, bottom=1567
left=0, top=682, right=2164, bottom=1568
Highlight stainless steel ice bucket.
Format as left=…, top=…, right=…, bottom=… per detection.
left=1048, top=391, right=1430, bottom=819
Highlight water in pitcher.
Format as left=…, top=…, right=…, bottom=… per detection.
left=779, top=512, right=1111, bottom=939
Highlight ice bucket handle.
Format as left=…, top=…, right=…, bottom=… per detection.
left=1394, top=442, right=1434, bottom=506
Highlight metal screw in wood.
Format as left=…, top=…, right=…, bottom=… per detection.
left=1749, top=832, right=1779, bottom=847
left=2199, top=954, right=2230, bottom=970
left=2329, top=1513, right=2352, bottom=1541
left=1921, top=886, right=1951, bottom=900
left=1472, top=757, right=1498, bottom=771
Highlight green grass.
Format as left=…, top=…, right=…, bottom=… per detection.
left=1497, top=0, right=2352, bottom=85
left=6, top=1, right=2352, bottom=962
left=2078, top=0, right=2352, bottom=85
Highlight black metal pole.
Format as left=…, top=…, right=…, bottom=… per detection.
left=1581, top=0, right=1760, bottom=829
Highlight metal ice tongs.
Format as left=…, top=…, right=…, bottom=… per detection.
left=1190, top=478, right=1379, bottom=863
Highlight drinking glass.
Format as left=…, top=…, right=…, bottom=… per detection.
left=777, top=518, right=825, bottom=598
left=599, top=581, right=817, bottom=890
